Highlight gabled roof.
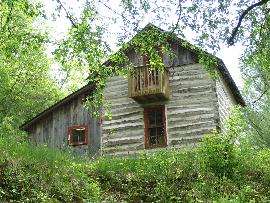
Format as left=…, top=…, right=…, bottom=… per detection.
left=21, top=84, right=94, bottom=130
left=21, top=24, right=245, bottom=130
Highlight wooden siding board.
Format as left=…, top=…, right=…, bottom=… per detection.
left=53, top=108, right=59, bottom=148
left=103, top=129, right=143, bottom=140
left=169, top=128, right=212, bottom=138
left=102, top=143, right=144, bottom=155
left=127, top=49, right=144, bottom=67
left=216, top=77, right=237, bottom=130
left=166, top=63, right=219, bottom=148
left=103, top=73, right=145, bottom=155
left=27, top=92, right=101, bottom=156
left=166, top=42, right=196, bottom=67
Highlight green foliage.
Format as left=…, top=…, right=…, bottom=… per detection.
left=198, top=52, right=218, bottom=78
left=2, top=126, right=270, bottom=202
left=240, top=6, right=270, bottom=104
left=0, top=0, right=63, bottom=128
left=1, top=0, right=270, bottom=201
left=0, top=132, right=101, bottom=202
left=91, top=150, right=199, bottom=202
left=54, top=1, right=117, bottom=117
left=55, top=19, right=173, bottom=117
left=199, top=132, right=239, bottom=178
left=243, top=99, right=270, bottom=148
left=198, top=107, right=247, bottom=178
left=89, top=146, right=270, bottom=202
left=54, top=2, right=106, bottom=93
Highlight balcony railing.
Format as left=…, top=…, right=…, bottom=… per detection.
left=128, top=66, right=170, bottom=103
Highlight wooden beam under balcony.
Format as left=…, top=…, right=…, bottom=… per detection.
left=128, top=66, right=170, bottom=103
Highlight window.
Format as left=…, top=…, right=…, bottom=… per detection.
left=68, top=125, right=88, bottom=146
left=144, top=106, right=167, bottom=148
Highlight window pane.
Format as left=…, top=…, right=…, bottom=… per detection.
left=145, top=106, right=166, bottom=148
left=148, top=111, right=156, bottom=126
left=157, top=127, right=164, bottom=145
left=156, top=111, right=163, bottom=125
left=149, top=128, right=156, bottom=145
left=71, top=128, right=85, bottom=143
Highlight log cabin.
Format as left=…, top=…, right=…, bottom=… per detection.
left=21, top=24, right=245, bottom=156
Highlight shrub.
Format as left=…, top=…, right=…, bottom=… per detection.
left=0, top=133, right=102, bottom=202
left=198, top=132, right=239, bottom=178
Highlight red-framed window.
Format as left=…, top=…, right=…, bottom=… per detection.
left=68, top=125, right=88, bottom=146
left=144, top=106, right=167, bottom=148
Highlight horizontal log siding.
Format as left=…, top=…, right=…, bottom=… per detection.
left=103, top=76, right=145, bottom=155
left=28, top=94, right=101, bottom=156
left=103, top=64, right=219, bottom=155
left=216, top=76, right=238, bottom=130
left=167, top=64, right=219, bottom=148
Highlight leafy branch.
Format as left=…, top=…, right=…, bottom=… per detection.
left=228, top=0, right=270, bottom=45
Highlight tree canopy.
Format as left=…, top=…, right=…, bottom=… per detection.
left=0, top=0, right=63, bottom=129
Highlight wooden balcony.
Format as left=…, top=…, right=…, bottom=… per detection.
left=128, top=66, right=170, bottom=103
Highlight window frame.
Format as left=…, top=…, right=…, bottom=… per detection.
left=144, top=106, right=167, bottom=148
left=68, top=125, right=88, bottom=146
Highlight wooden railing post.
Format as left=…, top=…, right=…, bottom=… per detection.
left=128, top=66, right=169, bottom=100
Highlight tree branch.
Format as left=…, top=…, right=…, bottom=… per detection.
left=246, top=114, right=266, bottom=145
left=170, top=0, right=182, bottom=34
left=228, top=0, right=270, bottom=45
left=101, top=2, right=129, bottom=23
left=251, top=87, right=268, bottom=104
left=55, top=0, right=77, bottom=27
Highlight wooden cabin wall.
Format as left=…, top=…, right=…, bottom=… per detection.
left=102, top=42, right=220, bottom=155
left=102, top=76, right=145, bottom=155
left=166, top=63, right=219, bottom=148
left=27, top=94, right=101, bottom=156
left=216, top=76, right=238, bottom=130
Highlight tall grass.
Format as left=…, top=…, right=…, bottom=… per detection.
left=1, top=129, right=270, bottom=202
left=0, top=134, right=101, bottom=202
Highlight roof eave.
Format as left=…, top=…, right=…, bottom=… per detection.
left=20, top=83, right=95, bottom=130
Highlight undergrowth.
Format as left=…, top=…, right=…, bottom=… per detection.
left=1, top=128, right=270, bottom=202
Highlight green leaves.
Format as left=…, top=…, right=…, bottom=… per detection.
left=199, top=133, right=239, bottom=178
left=2, top=126, right=270, bottom=202
left=0, top=133, right=102, bottom=202
left=0, top=0, right=62, bottom=127
left=53, top=2, right=112, bottom=116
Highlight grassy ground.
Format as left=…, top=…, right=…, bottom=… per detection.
left=1, top=133, right=270, bottom=202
